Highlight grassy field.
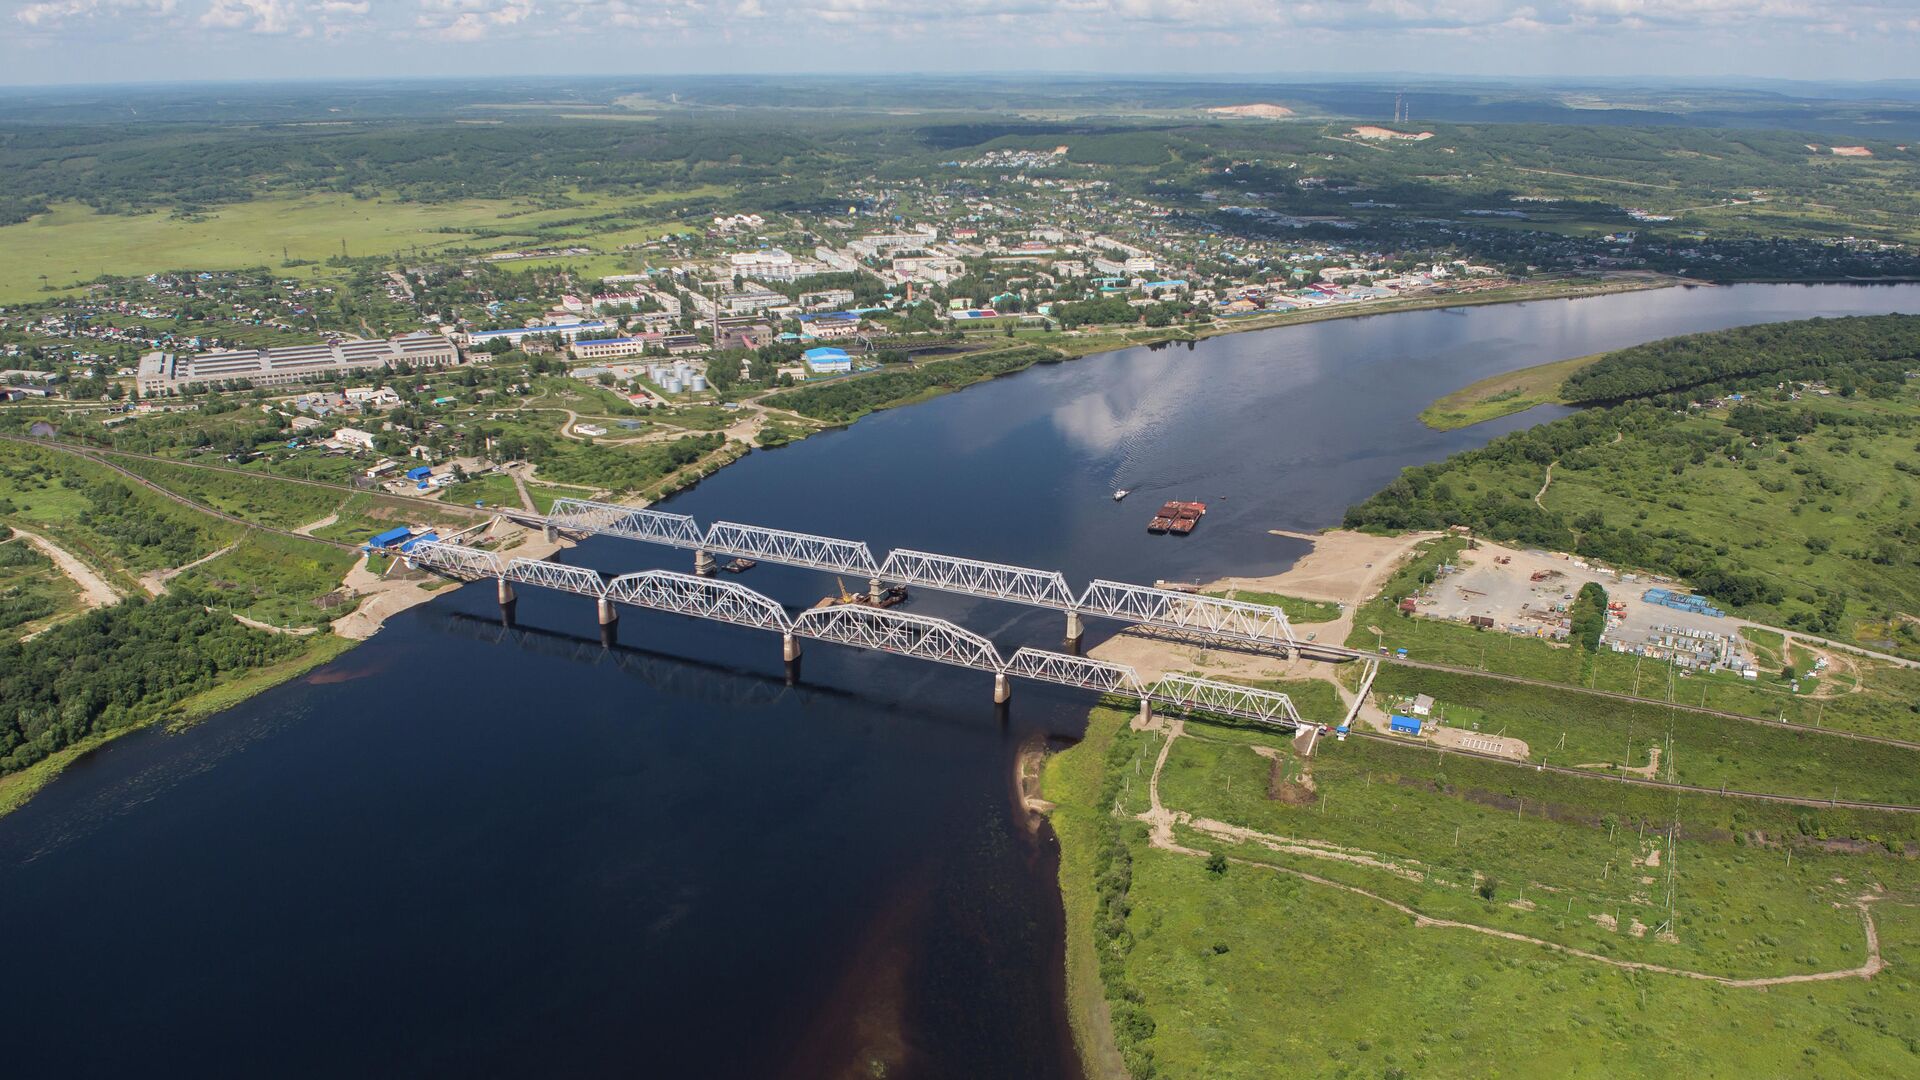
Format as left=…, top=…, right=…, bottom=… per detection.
left=174, top=532, right=361, bottom=628
left=1048, top=705, right=1920, bottom=1079
left=1352, top=595, right=1920, bottom=741
left=1204, top=588, right=1342, bottom=624
left=1419, top=352, right=1599, bottom=430
left=0, top=530, right=83, bottom=638
left=0, top=185, right=730, bottom=302
left=1371, top=664, right=1920, bottom=803
left=0, top=441, right=237, bottom=587
left=110, top=455, right=344, bottom=530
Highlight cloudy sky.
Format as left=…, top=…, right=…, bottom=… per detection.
left=4, top=0, right=1918, bottom=86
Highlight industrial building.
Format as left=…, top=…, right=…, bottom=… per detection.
left=572, top=337, right=653, bottom=360
left=137, top=334, right=458, bottom=397
left=798, top=312, right=862, bottom=340
left=465, top=321, right=613, bottom=349
left=803, top=347, right=853, bottom=374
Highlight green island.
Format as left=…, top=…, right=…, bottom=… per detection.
left=1049, top=312, right=1920, bottom=1077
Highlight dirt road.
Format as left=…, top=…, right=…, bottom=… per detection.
left=9, top=528, right=118, bottom=609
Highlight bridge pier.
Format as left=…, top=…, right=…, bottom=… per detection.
left=597, top=596, right=618, bottom=627
left=782, top=632, right=802, bottom=662
left=1138, top=697, right=1153, bottom=726
left=496, top=578, right=515, bottom=605
left=544, top=523, right=557, bottom=543
left=694, top=549, right=717, bottom=577
left=868, top=576, right=885, bottom=604
left=1064, top=609, right=1084, bottom=647
left=994, top=671, right=1011, bottom=705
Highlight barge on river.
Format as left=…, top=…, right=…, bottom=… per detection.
left=1147, top=500, right=1207, bottom=535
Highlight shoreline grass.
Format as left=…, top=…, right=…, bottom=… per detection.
left=1418, top=351, right=1602, bottom=430
left=0, top=631, right=359, bottom=819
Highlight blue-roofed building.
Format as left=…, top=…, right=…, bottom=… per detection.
left=399, top=532, right=439, bottom=554
left=803, top=347, right=852, bottom=374
left=1389, top=715, right=1423, bottom=736
left=367, top=526, right=412, bottom=550
left=405, top=465, right=432, bottom=481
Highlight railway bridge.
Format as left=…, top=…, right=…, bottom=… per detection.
left=521, top=499, right=1350, bottom=659
left=407, top=537, right=1306, bottom=728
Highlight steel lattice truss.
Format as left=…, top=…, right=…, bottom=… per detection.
left=1079, top=580, right=1296, bottom=649
left=547, top=498, right=704, bottom=549
left=407, top=540, right=504, bottom=579
left=791, top=604, right=1002, bottom=671
left=879, top=549, right=1077, bottom=609
left=503, top=558, right=606, bottom=596
left=1003, top=647, right=1142, bottom=694
left=1147, top=674, right=1303, bottom=728
left=603, top=570, right=793, bottom=633
left=703, top=521, right=880, bottom=576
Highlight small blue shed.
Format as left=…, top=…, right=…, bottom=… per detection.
left=1389, top=715, right=1423, bottom=736
left=406, top=465, right=432, bottom=481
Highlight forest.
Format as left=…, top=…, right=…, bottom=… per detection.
left=1562, top=315, right=1920, bottom=403
left=0, top=595, right=310, bottom=775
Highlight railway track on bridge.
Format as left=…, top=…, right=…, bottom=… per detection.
left=408, top=539, right=1306, bottom=727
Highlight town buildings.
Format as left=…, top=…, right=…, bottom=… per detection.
left=137, top=334, right=458, bottom=396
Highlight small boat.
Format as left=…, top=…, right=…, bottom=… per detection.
left=723, top=558, right=757, bottom=573
left=1112, top=489, right=1131, bottom=501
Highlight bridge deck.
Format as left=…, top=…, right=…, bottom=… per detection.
left=405, top=540, right=1310, bottom=728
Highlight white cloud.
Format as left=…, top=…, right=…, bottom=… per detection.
left=6, top=0, right=1920, bottom=73
left=414, top=0, right=532, bottom=39
left=14, top=0, right=175, bottom=29
left=200, top=0, right=302, bottom=33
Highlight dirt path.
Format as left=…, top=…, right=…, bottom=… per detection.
left=230, top=611, right=317, bottom=636
left=1231, top=855, right=1884, bottom=988
left=9, top=527, right=118, bottom=608
left=140, top=542, right=239, bottom=597
left=1534, top=460, right=1556, bottom=509
left=293, top=510, right=341, bottom=537
left=1572, top=745, right=1662, bottom=779
left=1141, top=719, right=1887, bottom=987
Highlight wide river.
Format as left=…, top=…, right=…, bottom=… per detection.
left=5, top=283, right=1919, bottom=1077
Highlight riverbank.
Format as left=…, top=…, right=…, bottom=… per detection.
left=760, top=274, right=1682, bottom=431
left=1417, top=351, right=1601, bottom=430
left=0, top=630, right=359, bottom=819
left=1041, top=703, right=1136, bottom=1080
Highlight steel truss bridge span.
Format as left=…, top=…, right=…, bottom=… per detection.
left=518, top=506, right=1305, bottom=654
left=405, top=541, right=1302, bottom=727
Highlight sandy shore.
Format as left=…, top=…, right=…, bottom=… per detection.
left=331, top=520, right=574, bottom=640
left=1089, top=528, right=1440, bottom=689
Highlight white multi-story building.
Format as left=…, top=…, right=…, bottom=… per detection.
left=725, top=248, right=828, bottom=283
left=137, top=334, right=459, bottom=397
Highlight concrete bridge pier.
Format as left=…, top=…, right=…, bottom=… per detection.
left=694, top=549, right=717, bottom=577
left=782, top=632, right=803, bottom=662
left=544, top=523, right=557, bottom=543
left=1064, top=609, right=1085, bottom=649
left=993, top=671, right=1011, bottom=705
left=496, top=578, right=516, bottom=606
left=1137, top=697, right=1154, bottom=727
left=868, top=577, right=885, bottom=604
left=598, top=596, right=618, bottom=627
